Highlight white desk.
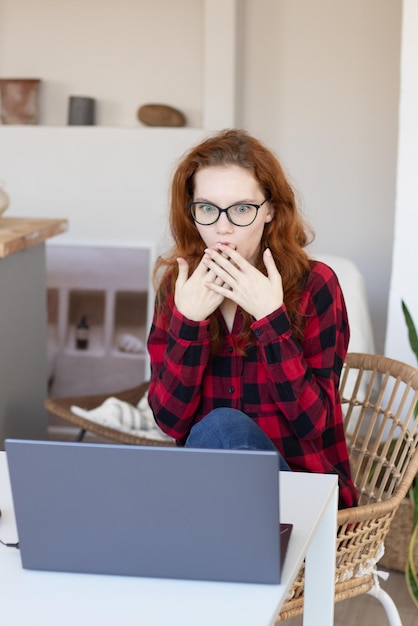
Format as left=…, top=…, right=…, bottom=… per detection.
left=0, top=452, right=337, bottom=626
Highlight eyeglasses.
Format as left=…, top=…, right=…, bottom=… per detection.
left=189, top=199, right=267, bottom=227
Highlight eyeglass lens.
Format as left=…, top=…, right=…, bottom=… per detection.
left=190, top=202, right=259, bottom=226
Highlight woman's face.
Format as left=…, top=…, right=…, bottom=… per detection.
left=192, top=165, right=274, bottom=265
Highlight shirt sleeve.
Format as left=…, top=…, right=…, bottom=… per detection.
left=147, top=294, right=212, bottom=439
left=250, top=263, right=350, bottom=441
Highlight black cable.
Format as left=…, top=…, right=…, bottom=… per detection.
left=0, top=508, right=19, bottom=547
left=0, top=538, right=19, bottom=549
left=0, top=507, right=20, bottom=547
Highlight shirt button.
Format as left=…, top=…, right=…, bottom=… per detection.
left=228, top=386, right=234, bottom=394
left=255, top=329, right=262, bottom=336
left=228, top=346, right=233, bottom=353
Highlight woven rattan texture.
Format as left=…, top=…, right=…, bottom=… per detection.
left=277, top=352, right=418, bottom=621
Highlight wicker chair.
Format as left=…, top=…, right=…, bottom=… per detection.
left=277, top=352, right=418, bottom=624
left=45, top=353, right=418, bottom=624
left=45, top=380, right=175, bottom=447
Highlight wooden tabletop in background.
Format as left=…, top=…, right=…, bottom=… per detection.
left=0, top=217, right=68, bottom=258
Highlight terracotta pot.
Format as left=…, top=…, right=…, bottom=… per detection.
left=0, top=78, right=41, bottom=124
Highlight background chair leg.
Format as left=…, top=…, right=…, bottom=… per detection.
left=367, top=579, right=402, bottom=626
left=75, top=429, right=86, bottom=442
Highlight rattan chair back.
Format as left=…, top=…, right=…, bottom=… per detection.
left=277, top=352, right=418, bottom=621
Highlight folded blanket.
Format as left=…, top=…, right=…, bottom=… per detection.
left=71, top=393, right=174, bottom=442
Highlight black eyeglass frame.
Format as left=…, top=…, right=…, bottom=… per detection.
left=189, top=199, right=267, bottom=227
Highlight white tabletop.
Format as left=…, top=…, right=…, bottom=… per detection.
left=0, top=452, right=337, bottom=626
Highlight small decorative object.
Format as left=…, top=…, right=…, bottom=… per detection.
left=137, top=103, right=186, bottom=127
left=0, top=78, right=41, bottom=124
left=75, top=315, right=89, bottom=350
left=0, top=180, right=10, bottom=217
left=117, top=333, right=145, bottom=354
left=68, top=96, right=96, bottom=125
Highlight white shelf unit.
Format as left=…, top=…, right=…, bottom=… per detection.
left=46, top=243, right=153, bottom=403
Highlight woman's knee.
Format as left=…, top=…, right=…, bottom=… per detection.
left=185, top=408, right=241, bottom=448
left=185, top=408, right=277, bottom=451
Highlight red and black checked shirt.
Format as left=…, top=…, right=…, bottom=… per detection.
left=147, top=260, right=358, bottom=509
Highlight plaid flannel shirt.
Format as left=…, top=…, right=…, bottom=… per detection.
left=147, top=260, right=358, bottom=509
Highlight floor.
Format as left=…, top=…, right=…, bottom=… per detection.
left=282, top=567, right=417, bottom=625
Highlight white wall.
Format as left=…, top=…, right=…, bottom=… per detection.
left=0, top=126, right=206, bottom=251
left=0, top=0, right=402, bottom=355
left=239, top=0, right=401, bottom=354
left=385, top=0, right=418, bottom=365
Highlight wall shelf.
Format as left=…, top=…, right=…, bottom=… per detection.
left=46, top=244, right=152, bottom=401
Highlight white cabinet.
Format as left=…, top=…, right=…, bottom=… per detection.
left=0, top=218, right=67, bottom=448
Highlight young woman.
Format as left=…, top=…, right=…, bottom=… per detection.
left=147, top=129, right=358, bottom=509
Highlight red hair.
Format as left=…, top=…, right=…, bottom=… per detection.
left=153, top=129, right=314, bottom=352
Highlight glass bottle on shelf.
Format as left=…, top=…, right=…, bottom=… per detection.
left=75, top=315, right=89, bottom=350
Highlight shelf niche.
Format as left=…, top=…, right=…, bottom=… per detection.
left=46, top=243, right=152, bottom=401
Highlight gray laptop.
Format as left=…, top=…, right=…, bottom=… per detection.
left=5, top=439, right=283, bottom=584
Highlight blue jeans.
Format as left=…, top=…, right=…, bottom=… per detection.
left=184, top=408, right=291, bottom=471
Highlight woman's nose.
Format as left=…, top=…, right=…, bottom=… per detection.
left=216, top=212, right=233, bottom=233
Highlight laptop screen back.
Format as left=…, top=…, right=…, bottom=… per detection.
left=5, top=439, right=281, bottom=584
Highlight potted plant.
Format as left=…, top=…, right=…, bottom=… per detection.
left=401, top=300, right=418, bottom=606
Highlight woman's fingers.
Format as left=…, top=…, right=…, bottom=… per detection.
left=203, top=246, right=240, bottom=283
left=174, top=256, right=225, bottom=321
left=203, top=245, right=284, bottom=319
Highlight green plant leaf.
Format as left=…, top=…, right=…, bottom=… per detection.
left=412, top=482, right=418, bottom=528
left=406, top=523, right=418, bottom=608
left=401, top=300, right=418, bottom=417
left=401, top=300, right=418, bottom=606
left=402, top=300, right=418, bottom=363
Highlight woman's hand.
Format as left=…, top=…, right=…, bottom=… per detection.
left=202, top=244, right=284, bottom=320
left=174, top=256, right=225, bottom=321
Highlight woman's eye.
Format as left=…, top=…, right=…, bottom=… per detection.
left=199, top=204, right=216, bottom=213
left=232, top=204, right=251, bottom=213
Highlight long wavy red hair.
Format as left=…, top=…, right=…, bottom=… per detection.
left=153, top=129, right=314, bottom=352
